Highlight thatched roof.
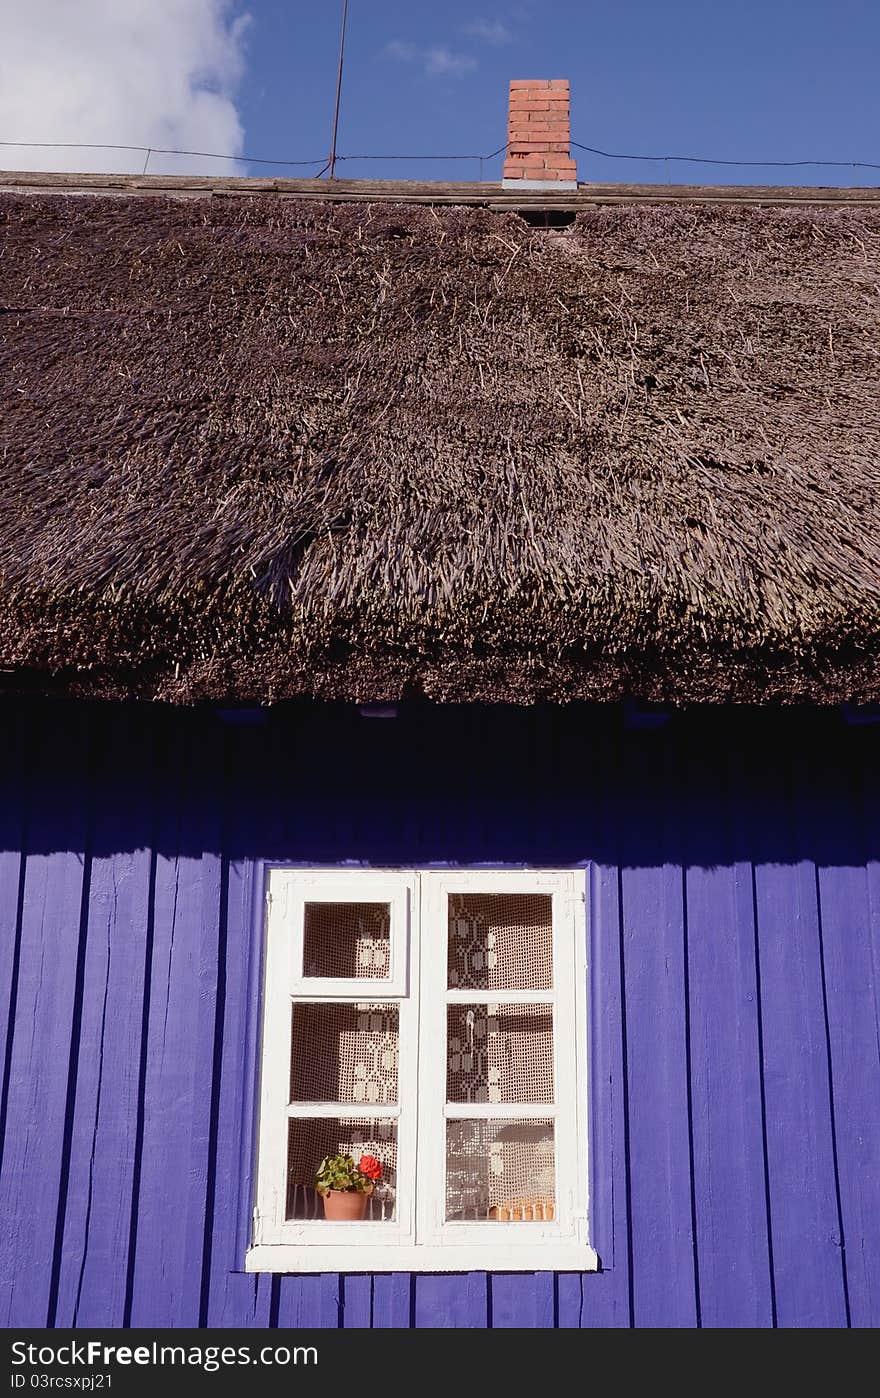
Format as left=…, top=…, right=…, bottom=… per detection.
left=1, top=184, right=880, bottom=705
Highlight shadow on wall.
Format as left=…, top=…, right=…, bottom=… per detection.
left=0, top=697, right=877, bottom=872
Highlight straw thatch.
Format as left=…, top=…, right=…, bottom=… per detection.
left=1, top=189, right=879, bottom=704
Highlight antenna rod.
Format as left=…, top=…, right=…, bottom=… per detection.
left=327, top=0, right=349, bottom=179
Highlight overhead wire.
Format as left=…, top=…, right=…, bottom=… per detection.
left=0, top=140, right=327, bottom=167
left=571, top=141, right=880, bottom=172
left=1, top=138, right=878, bottom=175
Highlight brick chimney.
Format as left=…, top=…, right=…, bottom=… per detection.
left=502, top=79, right=577, bottom=189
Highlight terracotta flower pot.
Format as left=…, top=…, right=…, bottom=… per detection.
left=321, top=1186, right=373, bottom=1220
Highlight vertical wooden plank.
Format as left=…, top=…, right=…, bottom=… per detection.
left=487, top=1273, right=539, bottom=1328
left=320, top=1272, right=342, bottom=1327
left=53, top=706, right=156, bottom=1326
left=556, top=1274, right=584, bottom=1328
left=859, top=732, right=880, bottom=1328
left=371, top=1272, right=411, bottom=1328
left=534, top=1271, right=556, bottom=1327
left=581, top=721, right=632, bottom=1329
left=0, top=703, right=28, bottom=1138
left=751, top=734, right=849, bottom=1328
left=464, top=1270, right=489, bottom=1328
left=810, top=730, right=880, bottom=1328
left=275, top=1273, right=324, bottom=1327
left=341, top=1274, right=373, bottom=1327
left=581, top=857, right=632, bottom=1328
left=206, top=721, right=273, bottom=1327
left=128, top=715, right=223, bottom=1326
left=684, top=737, right=774, bottom=1327
left=0, top=704, right=91, bottom=1327
left=185, top=748, right=224, bottom=1321
left=619, top=729, right=698, bottom=1328
left=414, top=1273, right=472, bottom=1328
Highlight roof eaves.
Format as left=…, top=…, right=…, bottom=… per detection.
left=2, top=170, right=880, bottom=210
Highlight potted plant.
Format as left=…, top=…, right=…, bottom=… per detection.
left=315, top=1152, right=383, bottom=1220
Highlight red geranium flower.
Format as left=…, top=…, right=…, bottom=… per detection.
left=359, top=1154, right=382, bottom=1181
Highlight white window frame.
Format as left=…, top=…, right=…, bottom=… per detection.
left=287, top=869, right=409, bottom=997
left=247, top=867, right=597, bottom=1273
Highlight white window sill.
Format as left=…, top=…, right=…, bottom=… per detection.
left=245, top=1243, right=600, bottom=1274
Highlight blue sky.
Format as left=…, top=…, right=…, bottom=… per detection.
left=237, top=0, right=879, bottom=185
left=1, top=1, right=877, bottom=184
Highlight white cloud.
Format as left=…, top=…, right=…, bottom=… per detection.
left=0, top=1, right=250, bottom=175
left=384, top=38, right=477, bottom=79
left=383, top=39, right=418, bottom=63
left=423, top=46, right=478, bottom=78
left=464, top=18, right=513, bottom=45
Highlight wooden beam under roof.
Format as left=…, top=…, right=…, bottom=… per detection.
left=2, top=170, right=880, bottom=207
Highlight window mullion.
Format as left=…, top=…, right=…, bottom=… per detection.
left=415, top=872, right=449, bottom=1245
left=287, top=1102, right=403, bottom=1119
left=444, top=988, right=555, bottom=1006
left=443, top=1102, right=557, bottom=1121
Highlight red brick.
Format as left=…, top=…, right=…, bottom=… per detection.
left=548, top=79, right=569, bottom=89
left=520, top=143, right=570, bottom=155
left=503, top=157, right=545, bottom=171
left=509, top=78, right=551, bottom=88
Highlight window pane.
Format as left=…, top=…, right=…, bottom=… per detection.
left=447, top=893, right=552, bottom=991
left=303, top=901, right=391, bottom=979
left=290, top=1002, right=399, bottom=1104
left=446, top=1003, right=554, bottom=1104
left=445, top=1119, right=555, bottom=1222
left=286, top=1117, right=397, bottom=1222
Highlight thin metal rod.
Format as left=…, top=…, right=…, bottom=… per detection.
left=327, top=0, right=349, bottom=180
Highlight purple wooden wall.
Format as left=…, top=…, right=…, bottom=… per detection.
left=0, top=697, right=877, bottom=1328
